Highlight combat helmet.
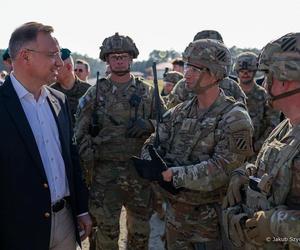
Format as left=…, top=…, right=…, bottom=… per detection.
left=193, top=30, right=224, bottom=43
left=234, top=52, right=258, bottom=72
left=259, top=32, right=300, bottom=81
left=99, top=32, right=139, bottom=62
left=163, top=71, right=184, bottom=84
left=183, top=39, right=231, bottom=80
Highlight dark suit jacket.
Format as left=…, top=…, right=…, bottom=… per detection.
left=0, top=77, right=88, bottom=250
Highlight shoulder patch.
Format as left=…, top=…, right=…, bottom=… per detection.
left=229, top=130, right=253, bottom=156
left=78, top=94, right=91, bottom=109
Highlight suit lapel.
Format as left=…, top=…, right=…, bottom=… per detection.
left=1, top=78, right=47, bottom=180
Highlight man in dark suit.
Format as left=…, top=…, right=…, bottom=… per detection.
left=0, top=22, right=92, bottom=250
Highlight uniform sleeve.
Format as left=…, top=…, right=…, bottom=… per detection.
left=141, top=107, right=176, bottom=160
left=232, top=82, right=247, bottom=105
left=73, top=86, right=96, bottom=185
left=269, top=153, right=300, bottom=247
left=171, top=106, right=254, bottom=191
left=270, top=208, right=300, bottom=247
left=166, top=79, right=191, bottom=109
left=220, top=78, right=247, bottom=105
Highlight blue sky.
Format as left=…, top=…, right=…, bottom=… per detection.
left=2, top=0, right=300, bottom=60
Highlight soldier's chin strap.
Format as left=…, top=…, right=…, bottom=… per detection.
left=267, top=75, right=300, bottom=103
left=269, top=87, right=300, bottom=102
left=194, top=78, right=219, bottom=94
left=266, top=71, right=300, bottom=103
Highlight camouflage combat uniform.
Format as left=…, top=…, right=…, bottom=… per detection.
left=244, top=83, right=280, bottom=160
left=244, top=119, right=300, bottom=250
left=51, top=76, right=90, bottom=125
left=74, top=74, right=164, bottom=250
left=233, top=51, right=281, bottom=161
left=166, top=77, right=246, bottom=109
left=141, top=90, right=253, bottom=250
left=224, top=33, right=300, bottom=250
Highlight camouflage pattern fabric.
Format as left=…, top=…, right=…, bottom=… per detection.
left=166, top=77, right=246, bottom=109
left=183, top=39, right=231, bottom=80
left=234, top=52, right=258, bottom=72
left=99, top=32, right=139, bottom=61
left=244, top=120, right=300, bottom=249
left=165, top=200, right=223, bottom=250
left=244, top=83, right=281, bottom=161
left=74, top=74, right=165, bottom=250
left=141, top=91, right=253, bottom=248
left=163, top=71, right=184, bottom=84
left=259, top=33, right=300, bottom=82
left=51, top=76, right=90, bottom=126
left=88, top=160, right=152, bottom=250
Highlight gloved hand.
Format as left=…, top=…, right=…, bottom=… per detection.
left=245, top=210, right=273, bottom=245
left=131, top=145, right=179, bottom=195
left=127, top=118, right=154, bottom=138
left=228, top=212, right=249, bottom=247
left=222, top=174, right=248, bottom=208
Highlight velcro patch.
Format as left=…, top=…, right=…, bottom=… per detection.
left=229, top=131, right=253, bottom=155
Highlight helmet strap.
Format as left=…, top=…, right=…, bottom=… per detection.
left=193, top=77, right=219, bottom=94
left=270, top=87, right=300, bottom=102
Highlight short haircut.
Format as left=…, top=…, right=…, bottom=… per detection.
left=9, top=22, right=54, bottom=60
left=75, top=59, right=90, bottom=72
left=172, top=58, right=184, bottom=67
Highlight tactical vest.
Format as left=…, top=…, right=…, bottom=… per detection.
left=246, top=119, right=300, bottom=213
left=92, top=76, right=154, bottom=162
left=162, top=95, right=242, bottom=205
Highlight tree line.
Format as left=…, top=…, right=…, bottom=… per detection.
left=0, top=47, right=260, bottom=79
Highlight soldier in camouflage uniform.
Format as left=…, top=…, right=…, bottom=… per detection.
left=171, top=58, right=185, bottom=74
left=234, top=52, right=281, bottom=161
left=223, top=33, right=300, bottom=250
left=134, top=39, right=253, bottom=250
left=166, top=30, right=246, bottom=109
left=74, top=33, right=165, bottom=250
left=161, top=70, right=184, bottom=98
left=51, top=48, right=90, bottom=126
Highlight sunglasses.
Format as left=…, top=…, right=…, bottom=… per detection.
left=75, top=68, right=83, bottom=73
left=184, top=64, right=208, bottom=74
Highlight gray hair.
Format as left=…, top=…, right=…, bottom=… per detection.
left=9, top=21, right=54, bottom=60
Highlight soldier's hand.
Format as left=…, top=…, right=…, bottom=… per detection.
left=132, top=145, right=180, bottom=195
left=228, top=213, right=249, bottom=247
left=162, top=169, right=173, bottom=182
left=223, top=174, right=248, bottom=208
left=245, top=210, right=273, bottom=244
left=245, top=163, right=257, bottom=176
left=127, top=118, right=154, bottom=138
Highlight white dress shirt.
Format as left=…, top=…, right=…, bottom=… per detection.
left=11, top=73, right=69, bottom=204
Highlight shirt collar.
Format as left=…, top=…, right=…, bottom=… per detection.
left=10, top=72, right=49, bottom=102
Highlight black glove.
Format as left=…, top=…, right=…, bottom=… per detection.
left=131, top=156, right=164, bottom=181
left=127, top=118, right=154, bottom=138
left=131, top=145, right=180, bottom=195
